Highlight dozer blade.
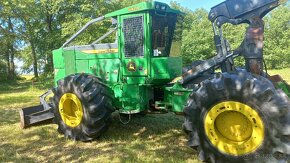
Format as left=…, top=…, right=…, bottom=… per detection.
left=19, top=90, right=55, bottom=128
left=19, top=105, right=54, bottom=128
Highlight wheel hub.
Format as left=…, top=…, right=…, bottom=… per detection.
left=59, top=93, right=83, bottom=128
left=204, top=101, right=264, bottom=156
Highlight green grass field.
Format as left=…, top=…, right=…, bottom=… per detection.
left=0, top=78, right=200, bottom=162
left=0, top=68, right=289, bottom=162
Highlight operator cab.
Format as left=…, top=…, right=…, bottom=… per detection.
left=115, top=2, right=183, bottom=84
left=55, top=1, right=183, bottom=85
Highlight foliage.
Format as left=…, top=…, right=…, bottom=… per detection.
left=222, top=23, right=247, bottom=66
left=0, top=1, right=289, bottom=79
left=264, top=4, right=290, bottom=69
left=181, top=9, right=215, bottom=65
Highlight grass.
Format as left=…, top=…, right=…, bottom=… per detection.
left=0, top=68, right=289, bottom=163
left=268, top=68, right=290, bottom=83
left=0, top=77, right=200, bottom=163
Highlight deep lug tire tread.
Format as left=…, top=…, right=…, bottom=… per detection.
left=183, top=71, right=290, bottom=163
left=52, top=73, right=114, bottom=141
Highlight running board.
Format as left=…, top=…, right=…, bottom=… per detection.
left=19, top=90, right=55, bottom=128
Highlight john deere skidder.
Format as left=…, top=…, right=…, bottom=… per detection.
left=20, top=0, right=290, bottom=162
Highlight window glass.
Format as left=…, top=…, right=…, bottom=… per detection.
left=152, top=14, right=177, bottom=57
left=123, top=16, right=144, bottom=57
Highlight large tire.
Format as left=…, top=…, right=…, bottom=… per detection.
left=52, top=73, right=114, bottom=141
left=183, top=71, right=290, bottom=162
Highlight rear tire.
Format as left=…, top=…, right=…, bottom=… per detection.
left=183, top=72, right=290, bottom=162
left=52, top=73, right=114, bottom=141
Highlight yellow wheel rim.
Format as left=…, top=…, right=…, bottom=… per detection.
left=204, top=101, right=264, bottom=156
left=59, top=93, right=83, bottom=128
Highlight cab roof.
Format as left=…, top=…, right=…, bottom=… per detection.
left=105, top=1, right=183, bottom=18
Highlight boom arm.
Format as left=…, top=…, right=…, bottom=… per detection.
left=209, top=0, right=285, bottom=75
left=208, top=0, right=285, bottom=27
left=181, top=0, right=286, bottom=84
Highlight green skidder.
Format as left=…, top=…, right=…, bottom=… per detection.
left=20, top=1, right=290, bottom=162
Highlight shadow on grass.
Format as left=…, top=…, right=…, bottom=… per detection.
left=0, top=78, right=198, bottom=162
left=0, top=80, right=53, bottom=94
left=0, top=95, right=37, bottom=107
left=0, top=143, right=37, bottom=162
left=0, top=109, right=19, bottom=126
left=0, top=80, right=31, bottom=93
left=1, top=112, right=198, bottom=162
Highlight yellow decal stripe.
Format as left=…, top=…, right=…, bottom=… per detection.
left=81, top=49, right=118, bottom=54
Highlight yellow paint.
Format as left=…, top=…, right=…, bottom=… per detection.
left=128, top=63, right=136, bottom=71
left=81, top=49, right=118, bottom=54
left=204, top=101, right=264, bottom=156
left=128, top=7, right=141, bottom=12
left=59, top=93, right=83, bottom=128
left=144, top=69, right=147, bottom=75
left=171, top=76, right=182, bottom=83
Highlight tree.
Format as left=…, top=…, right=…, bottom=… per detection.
left=264, top=4, right=290, bottom=69
left=181, top=9, right=215, bottom=65
left=0, top=1, right=19, bottom=80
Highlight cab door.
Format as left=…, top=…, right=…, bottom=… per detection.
left=120, top=14, right=148, bottom=77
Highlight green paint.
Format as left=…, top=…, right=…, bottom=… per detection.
left=105, top=1, right=182, bottom=18
left=52, top=1, right=189, bottom=114
left=164, top=83, right=192, bottom=113
left=52, top=48, right=64, bottom=69
left=63, top=50, right=76, bottom=76
left=277, top=81, right=290, bottom=98
left=76, top=60, right=89, bottom=73
left=75, top=51, right=118, bottom=60
left=88, top=59, right=120, bottom=84
left=150, top=57, right=182, bottom=84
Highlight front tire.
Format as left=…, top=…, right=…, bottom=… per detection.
left=183, top=72, right=290, bottom=162
left=52, top=74, right=114, bottom=141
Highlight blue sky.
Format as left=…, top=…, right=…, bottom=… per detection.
left=158, top=0, right=225, bottom=11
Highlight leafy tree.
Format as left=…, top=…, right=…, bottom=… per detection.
left=0, top=0, right=289, bottom=81
left=0, top=1, right=18, bottom=80
left=222, top=23, right=247, bottom=66
left=264, top=4, right=290, bottom=69
left=181, top=9, right=215, bottom=65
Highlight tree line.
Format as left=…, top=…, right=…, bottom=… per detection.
left=0, top=0, right=289, bottom=81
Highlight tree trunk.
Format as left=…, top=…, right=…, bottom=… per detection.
left=8, top=17, right=15, bottom=79
left=10, top=45, right=15, bottom=78
left=6, top=48, right=11, bottom=80
left=30, top=41, right=39, bottom=78
left=46, top=14, right=54, bottom=72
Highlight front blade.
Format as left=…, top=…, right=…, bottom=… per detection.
left=19, top=105, right=54, bottom=128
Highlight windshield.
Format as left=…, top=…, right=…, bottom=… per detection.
left=151, top=14, right=177, bottom=57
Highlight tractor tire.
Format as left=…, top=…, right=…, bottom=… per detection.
left=183, top=71, right=290, bottom=163
left=52, top=73, right=114, bottom=141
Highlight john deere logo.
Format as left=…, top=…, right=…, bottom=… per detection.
left=127, top=62, right=136, bottom=72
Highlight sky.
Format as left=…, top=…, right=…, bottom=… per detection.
left=158, top=0, right=225, bottom=11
